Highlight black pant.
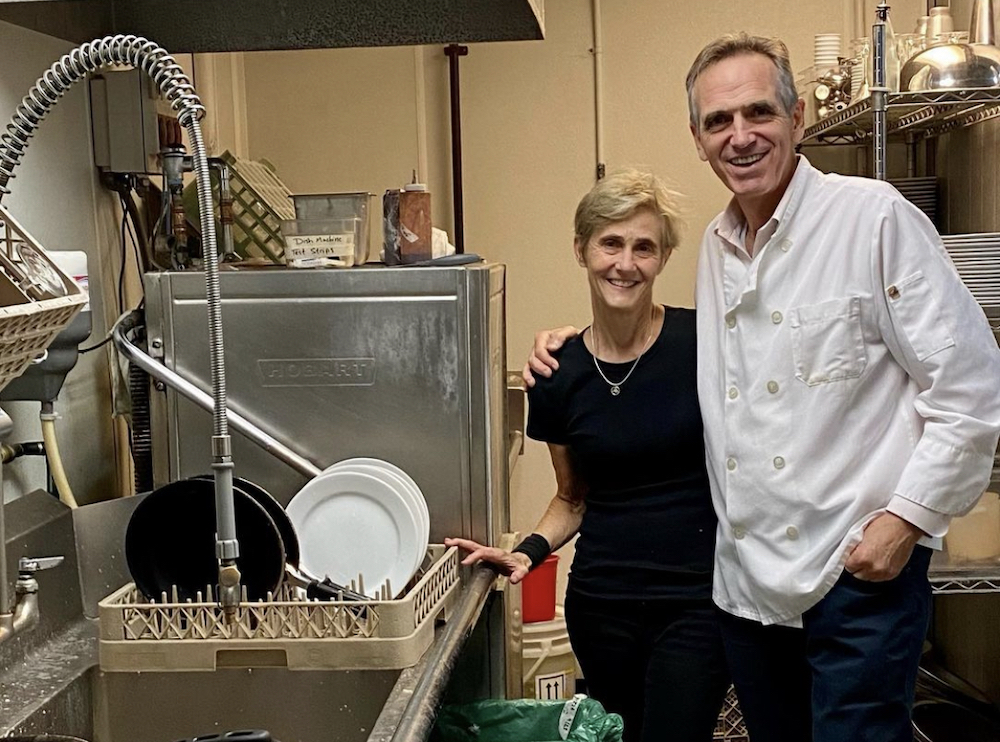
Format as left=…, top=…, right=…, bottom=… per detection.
left=564, top=590, right=729, bottom=742
left=718, top=545, right=932, bottom=742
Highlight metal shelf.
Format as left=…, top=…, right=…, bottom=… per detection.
left=930, top=550, right=1000, bottom=594
left=801, top=89, right=1000, bottom=146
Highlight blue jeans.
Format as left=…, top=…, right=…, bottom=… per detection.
left=565, top=591, right=729, bottom=742
left=718, top=546, right=932, bottom=742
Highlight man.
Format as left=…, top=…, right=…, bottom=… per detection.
left=526, top=33, right=1000, bottom=742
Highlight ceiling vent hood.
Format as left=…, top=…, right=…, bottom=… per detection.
left=0, top=0, right=545, bottom=52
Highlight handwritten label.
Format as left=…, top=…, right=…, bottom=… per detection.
left=284, top=233, right=355, bottom=264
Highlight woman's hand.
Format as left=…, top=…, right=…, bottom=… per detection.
left=522, top=326, right=582, bottom=387
left=444, top=537, right=533, bottom=584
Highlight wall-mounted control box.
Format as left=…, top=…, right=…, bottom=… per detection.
left=89, top=69, right=161, bottom=174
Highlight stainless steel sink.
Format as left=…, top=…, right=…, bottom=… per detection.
left=0, top=492, right=505, bottom=742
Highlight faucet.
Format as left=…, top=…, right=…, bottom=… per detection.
left=0, top=406, right=65, bottom=644
left=0, top=556, right=64, bottom=644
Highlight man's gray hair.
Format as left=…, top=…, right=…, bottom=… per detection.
left=685, top=33, right=799, bottom=130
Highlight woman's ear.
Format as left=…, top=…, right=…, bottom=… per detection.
left=657, top=247, right=673, bottom=274
left=574, top=237, right=587, bottom=267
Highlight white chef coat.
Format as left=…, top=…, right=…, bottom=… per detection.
left=696, top=156, right=1000, bottom=627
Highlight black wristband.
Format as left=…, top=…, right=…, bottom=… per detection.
left=512, top=533, right=551, bottom=570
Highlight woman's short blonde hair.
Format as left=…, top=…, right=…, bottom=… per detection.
left=574, top=169, right=683, bottom=254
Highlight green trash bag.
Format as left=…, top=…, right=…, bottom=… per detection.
left=431, top=694, right=624, bottom=742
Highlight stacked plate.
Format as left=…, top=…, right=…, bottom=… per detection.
left=941, top=232, right=1000, bottom=346
left=287, top=457, right=430, bottom=599
left=891, top=177, right=938, bottom=226
left=815, top=33, right=842, bottom=71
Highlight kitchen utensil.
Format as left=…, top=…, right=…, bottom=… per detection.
left=927, top=5, right=956, bottom=43
left=125, top=478, right=285, bottom=602
left=899, top=42, right=1000, bottom=90
left=287, top=468, right=425, bottom=598
left=192, top=474, right=369, bottom=602
left=902, top=0, right=1000, bottom=91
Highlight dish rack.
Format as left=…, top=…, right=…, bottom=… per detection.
left=0, top=204, right=88, bottom=391
left=183, top=150, right=294, bottom=262
left=98, top=545, right=460, bottom=672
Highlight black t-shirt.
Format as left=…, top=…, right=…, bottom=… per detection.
left=526, top=307, right=716, bottom=600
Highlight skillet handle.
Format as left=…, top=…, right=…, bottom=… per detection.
left=306, top=578, right=369, bottom=603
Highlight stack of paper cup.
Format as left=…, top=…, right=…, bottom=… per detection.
left=814, top=33, right=842, bottom=73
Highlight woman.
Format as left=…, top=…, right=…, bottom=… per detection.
left=445, top=170, right=728, bottom=742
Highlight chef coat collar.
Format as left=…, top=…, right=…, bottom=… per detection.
left=714, top=155, right=812, bottom=258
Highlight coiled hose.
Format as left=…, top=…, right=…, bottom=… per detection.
left=0, top=35, right=240, bottom=609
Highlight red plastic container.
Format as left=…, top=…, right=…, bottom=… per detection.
left=521, top=554, right=559, bottom=623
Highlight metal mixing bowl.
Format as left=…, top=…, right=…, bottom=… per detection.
left=900, top=43, right=1000, bottom=91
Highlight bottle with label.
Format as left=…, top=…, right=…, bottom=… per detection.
left=398, top=174, right=432, bottom=264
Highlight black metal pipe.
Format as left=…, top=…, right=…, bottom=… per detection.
left=445, top=44, right=468, bottom=255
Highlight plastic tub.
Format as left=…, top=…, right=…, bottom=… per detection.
left=522, top=554, right=558, bottom=623
left=280, top=217, right=369, bottom=268
left=292, top=192, right=370, bottom=222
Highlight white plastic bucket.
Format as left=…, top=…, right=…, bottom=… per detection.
left=522, top=605, right=577, bottom=700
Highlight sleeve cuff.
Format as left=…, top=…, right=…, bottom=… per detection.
left=886, top=495, right=951, bottom=538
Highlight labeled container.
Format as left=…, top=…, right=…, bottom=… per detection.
left=280, top=217, right=367, bottom=268
left=282, top=192, right=372, bottom=268
left=383, top=178, right=432, bottom=265
left=522, top=606, right=576, bottom=700
left=292, top=191, right=371, bottom=222
left=522, top=553, right=558, bottom=623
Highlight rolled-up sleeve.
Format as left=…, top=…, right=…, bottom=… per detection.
left=874, top=198, right=1000, bottom=521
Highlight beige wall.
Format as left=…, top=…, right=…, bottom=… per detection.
left=243, top=0, right=859, bottom=593
left=239, top=0, right=1000, bottom=700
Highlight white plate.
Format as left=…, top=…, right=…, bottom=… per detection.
left=323, top=462, right=429, bottom=576
left=287, top=469, right=423, bottom=598
left=330, top=458, right=429, bottom=539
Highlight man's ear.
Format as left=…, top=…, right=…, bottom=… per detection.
left=691, top=123, right=709, bottom=162
left=791, top=98, right=806, bottom=145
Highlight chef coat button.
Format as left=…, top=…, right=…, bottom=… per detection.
left=767, top=380, right=780, bottom=394
left=778, top=238, right=792, bottom=252
left=733, top=526, right=747, bottom=540
left=786, top=525, right=799, bottom=540
left=727, top=457, right=737, bottom=471
left=726, top=316, right=736, bottom=329
left=887, top=284, right=900, bottom=300
left=728, top=386, right=739, bottom=400
left=771, top=310, right=783, bottom=324
left=773, top=456, right=786, bottom=469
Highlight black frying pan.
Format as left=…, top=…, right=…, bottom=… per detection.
left=193, top=475, right=368, bottom=602
left=125, top=478, right=285, bottom=602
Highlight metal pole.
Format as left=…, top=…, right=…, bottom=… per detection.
left=873, top=3, right=890, bottom=181
left=0, top=410, right=13, bottom=614
left=113, top=311, right=322, bottom=479
left=445, top=44, right=468, bottom=254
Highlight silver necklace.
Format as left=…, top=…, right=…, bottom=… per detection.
left=591, top=314, right=655, bottom=396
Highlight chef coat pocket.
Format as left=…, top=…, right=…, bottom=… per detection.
left=885, top=271, right=955, bottom=361
left=790, top=296, right=867, bottom=386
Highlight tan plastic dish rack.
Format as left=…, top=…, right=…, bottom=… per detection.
left=99, top=545, right=460, bottom=672
left=0, top=204, right=88, bottom=391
